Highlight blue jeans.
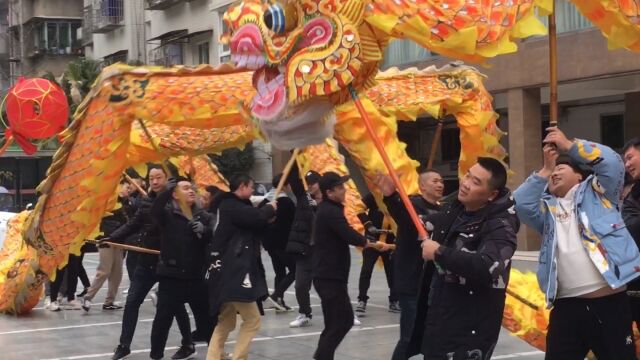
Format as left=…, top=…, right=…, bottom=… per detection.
left=391, top=294, right=418, bottom=360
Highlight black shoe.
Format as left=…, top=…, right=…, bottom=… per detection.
left=103, top=303, right=124, bottom=310
left=171, top=344, right=196, bottom=360
left=112, top=345, right=131, bottom=360
left=275, top=297, right=293, bottom=313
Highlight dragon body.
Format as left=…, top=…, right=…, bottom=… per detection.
left=0, top=0, right=639, bottom=355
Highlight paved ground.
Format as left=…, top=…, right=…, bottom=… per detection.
left=0, top=250, right=544, bottom=360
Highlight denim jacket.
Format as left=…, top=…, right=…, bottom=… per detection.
left=514, top=139, right=640, bottom=308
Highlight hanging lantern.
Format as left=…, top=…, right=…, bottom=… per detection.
left=0, top=77, right=69, bottom=155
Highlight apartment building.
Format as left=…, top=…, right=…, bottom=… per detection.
left=7, top=0, right=84, bottom=79
left=387, top=1, right=640, bottom=249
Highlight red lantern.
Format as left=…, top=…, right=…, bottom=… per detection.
left=1, top=77, right=69, bottom=155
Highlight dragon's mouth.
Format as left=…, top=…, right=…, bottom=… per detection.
left=229, top=24, right=288, bottom=122
left=250, top=66, right=286, bottom=122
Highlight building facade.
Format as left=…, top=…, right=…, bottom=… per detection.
left=8, top=0, right=84, bottom=79
left=1, top=0, right=83, bottom=210
left=388, top=2, right=640, bottom=250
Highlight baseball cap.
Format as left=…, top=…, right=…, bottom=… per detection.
left=305, top=170, right=321, bottom=186
left=319, top=171, right=350, bottom=193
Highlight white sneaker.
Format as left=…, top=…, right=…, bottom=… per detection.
left=43, top=297, right=51, bottom=310
left=49, top=300, right=61, bottom=311
left=150, top=290, right=158, bottom=307
left=289, top=314, right=312, bottom=328
left=82, top=299, right=91, bottom=312
left=66, top=299, right=83, bottom=310
left=353, top=314, right=361, bottom=326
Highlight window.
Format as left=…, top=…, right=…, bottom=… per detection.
left=35, top=21, right=82, bottom=55
left=538, top=1, right=592, bottom=34
left=441, top=127, right=461, bottom=162
left=601, top=113, right=625, bottom=150
left=382, top=39, right=433, bottom=68
left=198, top=42, right=210, bottom=64
left=218, top=10, right=230, bottom=63
left=165, top=43, right=183, bottom=66
left=152, top=43, right=183, bottom=66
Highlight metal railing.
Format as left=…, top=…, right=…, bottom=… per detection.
left=92, top=0, right=124, bottom=33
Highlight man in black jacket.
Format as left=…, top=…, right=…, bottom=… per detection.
left=106, top=166, right=193, bottom=360
left=411, top=157, right=518, bottom=360
left=286, top=165, right=321, bottom=328
left=374, top=169, right=443, bottom=360
left=312, top=172, right=390, bottom=360
left=622, top=137, right=640, bottom=330
left=261, top=173, right=297, bottom=311
left=149, top=177, right=213, bottom=360
left=207, top=174, right=276, bottom=360
left=355, top=193, right=398, bottom=315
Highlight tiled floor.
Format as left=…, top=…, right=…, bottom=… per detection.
left=0, top=251, right=544, bottom=360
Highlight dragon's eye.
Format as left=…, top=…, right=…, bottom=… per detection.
left=264, top=2, right=297, bottom=34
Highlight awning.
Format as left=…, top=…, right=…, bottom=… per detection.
left=174, top=29, right=213, bottom=41
left=147, top=29, right=213, bottom=44
left=103, top=49, right=128, bottom=58
left=147, top=29, right=188, bottom=43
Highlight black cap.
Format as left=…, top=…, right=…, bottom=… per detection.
left=319, top=171, right=350, bottom=193
left=305, top=170, right=321, bottom=186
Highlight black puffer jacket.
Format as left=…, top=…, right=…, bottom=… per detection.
left=100, top=196, right=132, bottom=236
left=410, top=189, right=519, bottom=359
left=151, top=187, right=212, bottom=280
left=312, top=199, right=366, bottom=282
left=207, top=192, right=275, bottom=315
left=622, top=181, right=640, bottom=291
left=383, top=193, right=439, bottom=296
left=285, top=163, right=317, bottom=257
left=110, top=191, right=162, bottom=269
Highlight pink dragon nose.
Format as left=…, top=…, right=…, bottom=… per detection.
left=230, top=24, right=264, bottom=55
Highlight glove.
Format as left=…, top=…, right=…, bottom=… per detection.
left=166, top=178, right=178, bottom=191
left=365, top=225, right=377, bottom=236
left=190, top=220, right=205, bottom=235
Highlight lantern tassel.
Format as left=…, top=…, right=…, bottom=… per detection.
left=4, top=129, right=37, bottom=155
left=0, top=136, right=12, bottom=156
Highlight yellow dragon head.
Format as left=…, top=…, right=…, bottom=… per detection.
left=223, top=0, right=382, bottom=149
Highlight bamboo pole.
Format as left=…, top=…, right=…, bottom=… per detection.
left=136, top=119, right=193, bottom=220
left=348, top=86, right=428, bottom=240
left=427, top=120, right=444, bottom=169
left=86, top=239, right=160, bottom=255
left=124, top=173, right=147, bottom=197
left=274, top=149, right=300, bottom=197
left=548, top=0, right=558, bottom=126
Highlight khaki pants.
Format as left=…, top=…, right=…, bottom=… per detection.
left=85, top=247, right=123, bottom=304
left=207, top=301, right=261, bottom=360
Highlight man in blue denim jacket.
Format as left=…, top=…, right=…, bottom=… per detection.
left=514, top=127, right=640, bottom=360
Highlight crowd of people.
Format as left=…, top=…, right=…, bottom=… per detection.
left=41, top=127, right=640, bottom=360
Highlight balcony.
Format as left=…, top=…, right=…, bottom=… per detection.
left=146, top=0, right=183, bottom=10
left=30, top=20, right=84, bottom=58
left=92, top=0, right=124, bottom=34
